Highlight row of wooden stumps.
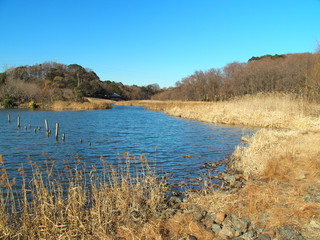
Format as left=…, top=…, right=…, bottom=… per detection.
left=8, top=114, right=65, bottom=142
left=8, top=114, right=91, bottom=146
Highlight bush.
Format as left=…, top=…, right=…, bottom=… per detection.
left=2, top=98, right=16, bottom=108
left=28, top=101, right=38, bottom=109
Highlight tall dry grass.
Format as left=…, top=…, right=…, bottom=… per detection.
left=118, top=93, right=320, bottom=131
left=51, top=98, right=113, bottom=111
left=118, top=93, right=320, bottom=238
left=1, top=93, right=320, bottom=238
left=0, top=154, right=170, bottom=239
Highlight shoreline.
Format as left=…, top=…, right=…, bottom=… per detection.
left=116, top=93, right=320, bottom=239
left=0, top=94, right=319, bottom=239
left=1, top=97, right=115, bottom=111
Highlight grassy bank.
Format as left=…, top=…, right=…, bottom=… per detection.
left=117, top=93, right=320, bottom=239
left=117, top=93, right=320, bottom=131
left=51, top=98, right=114, bottom=111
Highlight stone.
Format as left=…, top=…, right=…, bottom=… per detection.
left=186, top=235, right=197, bottom=240
left=172, top=236, right=197, bottom=240
left=241, top=232, right=255, bottom=240
left=191, top=210, right=206, bottom=221
left=223, top=174, right=236, bottom=183
left=211, top=223, right=222, bottom=234
left=296, top=173, right=306, bottom=180
left=257, top=234, right=271, bottom=240
left=261, top=229, right=275, bottom=237
left=215, top=212, right=226, bottom=223
left=277, top=225, right=304, bottom=240
left=218, top=225, right=235, bottom=238
left=232, top=218, right=250, bottom=233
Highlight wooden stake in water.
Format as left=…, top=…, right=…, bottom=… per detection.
left=17, top=116, right=20, bottom=128
left=55, top=123, right=59, bottom=141
left=44, top=120, right=49, bottom=132
left=8, top=114, right=10, bottom=123
left=62, top=133, right=65, bottom=142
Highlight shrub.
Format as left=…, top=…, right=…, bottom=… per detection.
left=28, top=101, right=38, bottom=109
left=2, top=98, right=16, bottom=108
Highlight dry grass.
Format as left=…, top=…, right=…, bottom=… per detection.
left=0, top=154, right=170, bottom=239
left=51, top=98, right=113, bottom=111
left=118, top=93, right=320, bottom=238
left=118, top=93, right=320, bottom=131
left=2, top=93, right=320, bottom=238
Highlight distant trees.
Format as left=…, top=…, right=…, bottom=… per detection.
left=153, top=52, right=320, bottom=102
left=0, top=62, right=161, bottom=104
left=3, top=51, right=320, bottom=105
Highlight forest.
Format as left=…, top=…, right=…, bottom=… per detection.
left=153, top=51, right=320, bottom=102
left=0, top=51, right=319, bottom=107
left=0, top=62, right=160, bottom=106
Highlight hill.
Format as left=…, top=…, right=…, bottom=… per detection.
left=0, top=62, right=160, bottom=106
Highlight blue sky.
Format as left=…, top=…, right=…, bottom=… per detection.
left=1, top=0, right=319, bottom=87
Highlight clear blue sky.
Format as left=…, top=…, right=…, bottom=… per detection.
left=1, top=0, right=319, bottom=88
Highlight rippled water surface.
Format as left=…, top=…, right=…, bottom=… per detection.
left=0, top=105, right=253, bottom=186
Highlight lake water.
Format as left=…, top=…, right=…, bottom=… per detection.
left=0, top=105, right=252, bottom=189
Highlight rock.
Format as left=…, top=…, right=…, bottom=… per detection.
left=218, top=225, right=235, bottom=238
left=211, top=223, right=222, bottom=234
left=277, top=225, right=305, bottom=240
left=186, top=235, right=197, bottom=240
left=232, top=218, right=250, bottom=233
left=173, top=235, right=197, bottom=240
left=191, top=210, right=206, bottom=221
left=261, top=229, right=275, bottom=237
left=223, top=174, right=236, bottom=182
left=309, top=219, right=320, bottom=229
left=202, top=214, right=215, bottom=229
left=215, top=212, right=226, bottom=223
left=296, top=173, right=306, bottom=180
left=257, top=234, right=272, bottom=240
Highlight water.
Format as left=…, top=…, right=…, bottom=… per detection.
left=0, top=105, right=253, bottom=188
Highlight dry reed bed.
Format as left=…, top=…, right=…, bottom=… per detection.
left=118, top=93, right=320, bottom=131
left=118, top=93, right=320, bottom=238
left=51, top=98, right=113, bottom=111
left=0, top=155, right=170, bottom=239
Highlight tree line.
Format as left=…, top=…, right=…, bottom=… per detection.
left=153, top=51, right=320, bottom=102
left=1, top=51, right=319, bottom=106
left=0, top=62, right=160, bottom=105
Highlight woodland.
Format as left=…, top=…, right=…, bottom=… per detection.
left=0, top=62, right=160, bottom=106
left=153, top=52, right=320, bottom=102
left=0, top=51, right=319, bottom=107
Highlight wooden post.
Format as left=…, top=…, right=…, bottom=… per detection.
left=55, top=123, right=59, bottom=141
left=8, top=114, right=10, bottom=123
left=62, top=133, right=65, bottom=142
left=44, top=120, right=49, bottom=132
left=17, top=116, right=20, bottom=128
